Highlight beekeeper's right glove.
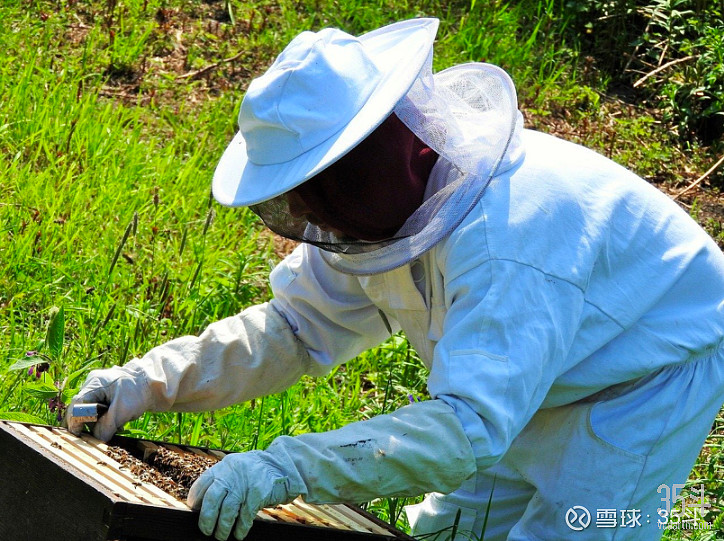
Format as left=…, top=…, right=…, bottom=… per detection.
left=66, top=360, right=154, bottom=441
left=188, top=399, right=477, bottom=541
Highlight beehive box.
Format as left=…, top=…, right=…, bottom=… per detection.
left=0, top=421, right=415, bottom=541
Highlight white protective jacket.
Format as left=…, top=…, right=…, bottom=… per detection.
left=267, top=127, right=724, bottom=468
left=120, top=127, right=724, bottom=505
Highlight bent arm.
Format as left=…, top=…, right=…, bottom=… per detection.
left=130, top=243, right=393, bottom=412
left=135, top=302, right=313, bottom=412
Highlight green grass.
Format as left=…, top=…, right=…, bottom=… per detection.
left=1, top=0, right=722, bottom=537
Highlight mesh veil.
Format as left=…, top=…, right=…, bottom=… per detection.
left=250, top=57, right=524, bottom=275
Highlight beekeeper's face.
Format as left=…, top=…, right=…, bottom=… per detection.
left=285, top=190, right=347, bottom=238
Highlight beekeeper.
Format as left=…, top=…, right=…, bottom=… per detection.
left=68, top=18, right=724, bottom=541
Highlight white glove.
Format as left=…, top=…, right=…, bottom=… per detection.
left=66, top=361, right=153, bottom=441
left=188, top=399, right=476, bottom=540
left=188, top=451, right=305, bottom=540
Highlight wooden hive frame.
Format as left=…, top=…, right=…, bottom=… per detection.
left=0, top=421, right=416, bottom=541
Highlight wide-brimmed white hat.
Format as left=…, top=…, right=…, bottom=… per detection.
left=212, top=18, right=439, bottom=207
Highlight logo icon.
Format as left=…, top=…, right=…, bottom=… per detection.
left=565, top=506, right=592, bottom=531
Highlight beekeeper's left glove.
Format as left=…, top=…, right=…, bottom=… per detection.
left=188, top=450, right=305, bottom=541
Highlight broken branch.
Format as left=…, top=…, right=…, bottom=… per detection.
left=633, top=55, right=698, bottom=88
left=672, top=154, right=724, bottom=201
left=176, top=51, right=245, bottom=81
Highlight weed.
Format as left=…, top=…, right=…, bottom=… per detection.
left=2, top=306, right=89, bottom=424
left=566, top=0, right=724, bottom=144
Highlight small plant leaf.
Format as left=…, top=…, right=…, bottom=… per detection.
left=47, top=306, right=65, bottom=360
left=66, top=364, right=94, bottom=388
left=0, top=411, right=48, bottom=424
left=108, top=213, right=136, bottom=279
left=23, top=381, right=59, bottom=400
left=61, top=386, right=80, bottom=404
left=7, top=358, right=45, bottom=371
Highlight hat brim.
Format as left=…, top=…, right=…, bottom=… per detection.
left=212, top=18, right=440, bottom=208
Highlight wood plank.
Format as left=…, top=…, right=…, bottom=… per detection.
left=292, top=499, right=354, bottom=530
left=163, top=443, right=192, bottom=456
left=137, top=439, right=161, bottom=462
left=309, top=503, right=372, bottom=533
left=187, top=446, right=220, bottom=460
left=342, top=504, right=417, bottom=540
left=278, top=501, right=335, bottom=528
left=38, top=425, right=187, bottom=509
left=330, top=504, right=394, bottom=535
left=261, top=505, right=307, bottom=524
left=83, top=435, right=191, bottom=510
left=257, top=509, right=278, bottom=521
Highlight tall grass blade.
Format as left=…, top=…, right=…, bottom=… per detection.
left=107, top=212, right=137, bottom=281
left=202, top=208, right=215, bottom=237
left=190, top=414, right=204, bottom=447
left=380, top=362, right=393, bottom=415
left=188, top=259, right=204, bottom=291
left=179, top=226, right=188, bottom=257
left=91, top=302, right=116, bottom=343
left=0, top=373, right=24, bottom=409
left=177, top=411, right=183, bottom=444
left=478, top=475, right=496, bottom=540
left=451, top=508, right=462, bottom=540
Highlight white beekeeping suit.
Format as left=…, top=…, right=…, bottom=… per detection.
left=268, top=127, right=724, bottom=539
left=69, top=17, right=724, bottom=541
